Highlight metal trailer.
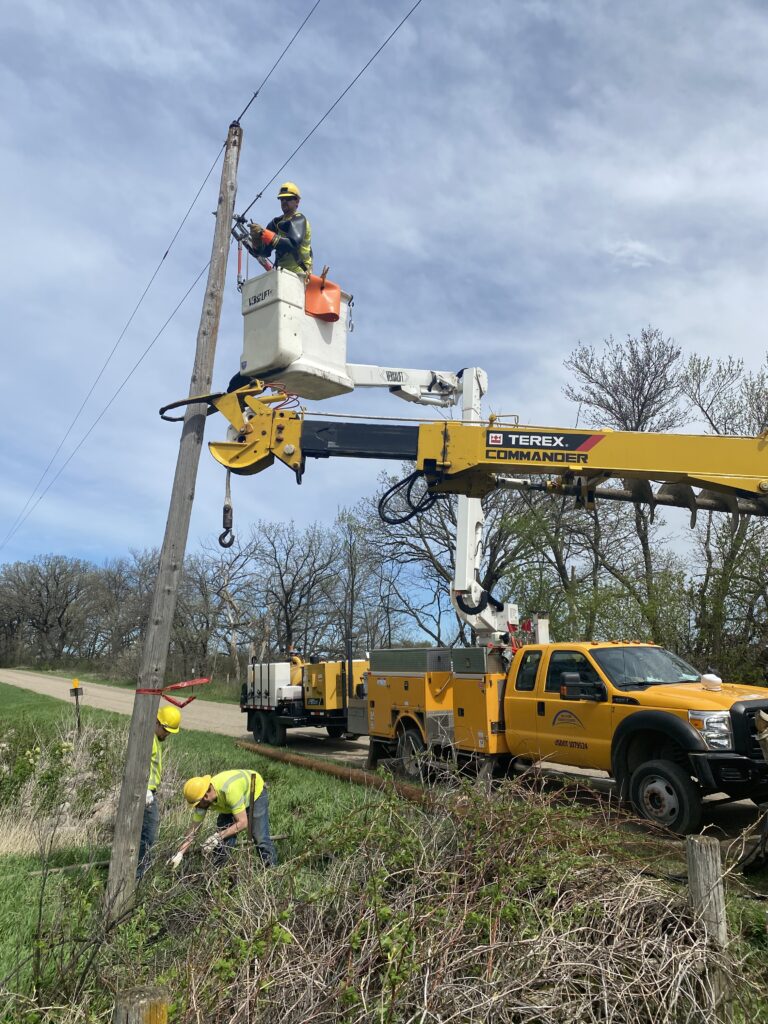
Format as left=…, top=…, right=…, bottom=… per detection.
left=240, top=655, right=368, bottom=746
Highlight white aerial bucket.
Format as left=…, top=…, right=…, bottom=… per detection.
left=239, top=268, right=354, bottom=399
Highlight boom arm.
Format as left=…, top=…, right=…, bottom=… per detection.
left=161, top=380, right=768, bottom=640
left=201, top=385, right=768, bottom=515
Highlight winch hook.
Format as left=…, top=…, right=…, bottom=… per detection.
left=219, top=470, right=235, bottom=548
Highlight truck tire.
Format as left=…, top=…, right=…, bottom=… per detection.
left=326, top=725, right=346, bottom=740
left=265, top=714, right=287, bottom=747
left=629, top=759, right=702, bottom=834
left=367, top=739, right=389, bottom=770
left=252, top=712, right=267, bottom=745
left=396, top=725, right=427, bottom=781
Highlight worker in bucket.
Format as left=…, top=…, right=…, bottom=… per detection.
left=137, top=704, right=182, bottom=879
left=248, top=181, right=313, bottom=275
left=169, top=769, right=277, bottom=869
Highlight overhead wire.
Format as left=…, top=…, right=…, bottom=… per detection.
left=240, top=0, right=427, bottom=218
left=0, top=150, right=224, bottom=553
left=1, top=1, right=324, bottom=552
left=5, top=0, right=428, bottom=549
left=1, top=263, right=212, bottom=550
left=234, top=0, right=322, bottom=122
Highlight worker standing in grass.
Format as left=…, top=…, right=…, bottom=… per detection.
left=137, top=705, right=182, bottom=879
left=248, top=181, right=313, bottom=274
left=169, top=769, right=277, bottom=869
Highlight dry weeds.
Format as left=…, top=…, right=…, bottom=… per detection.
left=134, top=778, right=748, bottom=1024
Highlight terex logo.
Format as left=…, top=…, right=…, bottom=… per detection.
left=484, top=430, right=605, bottom=453
left=500, top=433, right=565, bottom=448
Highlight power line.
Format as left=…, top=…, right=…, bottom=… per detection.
left=235, top=0, right=323, bottom=122
left=0, top=149, right=224, bottom=552
left=0, top=263, right=211, bottom=552
left=241, top=0, right=427, bottom=218
left=1, top=2, right=323, bottom=551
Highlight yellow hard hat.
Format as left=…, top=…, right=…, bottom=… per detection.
left=277, top=181, right=301, bottom=199
left=157, top=706, right=181, bottom=734
left=183, top=775, right=212, bottom=806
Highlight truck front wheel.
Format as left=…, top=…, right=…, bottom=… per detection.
left=629, top=759, right=702, bottom=834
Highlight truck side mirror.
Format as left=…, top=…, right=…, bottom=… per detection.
left=559, top=672, right=607, bottom=702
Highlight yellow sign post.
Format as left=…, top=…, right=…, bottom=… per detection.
left=69, top=678, right=82, bottom=737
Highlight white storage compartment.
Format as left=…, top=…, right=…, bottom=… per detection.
left=249, top=661, right=294, bottom=708
left=276, top=684, right=304, bottom=702
left=240, top=268, right=354, bottom=399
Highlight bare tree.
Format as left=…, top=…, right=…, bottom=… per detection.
left=560, top=328, right=694, bottom=645
left=366, top=470, right=534, bottom=646
left=0, top=555, right=93, bottom=664
left=681, top=351, right=768, bottom=678
left=564, top=326, right=687, bottom=433
left=249, top=520, right=338, bottom=656
left=682, top=352, right=768, bottom=437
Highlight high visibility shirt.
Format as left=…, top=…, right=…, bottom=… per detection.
left=148, top=735, right=162, bottom=792
left=260, top=212, right=312, bottom=274
left=192, top=769, right=265, bottom=822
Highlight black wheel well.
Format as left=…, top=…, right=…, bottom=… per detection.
left=623, top=731, right=689, bottom=776
left=394, top=714, right=425, bottom=738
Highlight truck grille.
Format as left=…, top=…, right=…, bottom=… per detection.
left=731, top=701, right=768, bottom=760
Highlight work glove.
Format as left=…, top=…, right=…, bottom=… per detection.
left=167, top=851, right=184, bottom=870
left=201, top=833, right=224, bottom=854
left=145, top=789, right=154, bottom=807
left=249, top=221, right=264, bottom=239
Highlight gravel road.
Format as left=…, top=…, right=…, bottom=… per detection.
left=0, top=668, right=370, bottom=766
left=0, top=669, right=760, bottom=834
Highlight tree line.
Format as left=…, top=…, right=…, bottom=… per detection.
left=2, top=330, right=767, bottom=684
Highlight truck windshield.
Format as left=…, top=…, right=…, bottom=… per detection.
left=592, top=647, right=701, bottom=690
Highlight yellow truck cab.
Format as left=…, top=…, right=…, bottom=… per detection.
left=496, top=641, right=768, bottom=832
left=359, top=642, right=768, bottom=833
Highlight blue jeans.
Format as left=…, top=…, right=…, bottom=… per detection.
left=216, top=788, right=277, bottom=867
left=137, top=796, right=159, bottom=879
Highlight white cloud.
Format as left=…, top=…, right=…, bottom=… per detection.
left=604, top=239, right=671, bottom=269
left=2, top=0, right=768, bottom=564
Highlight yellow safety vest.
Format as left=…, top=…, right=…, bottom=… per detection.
left=148, top=735, right=162, bottom=791
left=192, top=769, right=264, bottom=822
left=265, top=212, right=312, bottom=274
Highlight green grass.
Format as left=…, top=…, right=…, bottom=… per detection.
left=2, top=683, right=768, bottom=1023
left=7, top=666, right=242, bottom=704
left=0, top=681, right=376, bottom=1005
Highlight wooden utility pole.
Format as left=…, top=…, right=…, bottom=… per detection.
left=106, top=122, right=242, bottom=921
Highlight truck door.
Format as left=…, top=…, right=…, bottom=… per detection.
left=503, top=647, right=545, bottom=759
left=535, top=650, right=613, bottom=770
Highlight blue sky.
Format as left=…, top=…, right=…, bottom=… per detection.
left=2, top=0, right=767, bottom=564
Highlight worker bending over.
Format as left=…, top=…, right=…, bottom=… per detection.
left=170, top=769, right=277, bottom=869
left=137, top=705, right=181, bottom=879
left=248, top=181, right=313, bottom=274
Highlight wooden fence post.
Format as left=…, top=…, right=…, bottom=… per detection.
left=112, top=986, right=168, bottom=1023
left=686, top=835, right=730, bottom=1019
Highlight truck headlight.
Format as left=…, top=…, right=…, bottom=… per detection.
left=688, top=711, right=733, bottom=751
